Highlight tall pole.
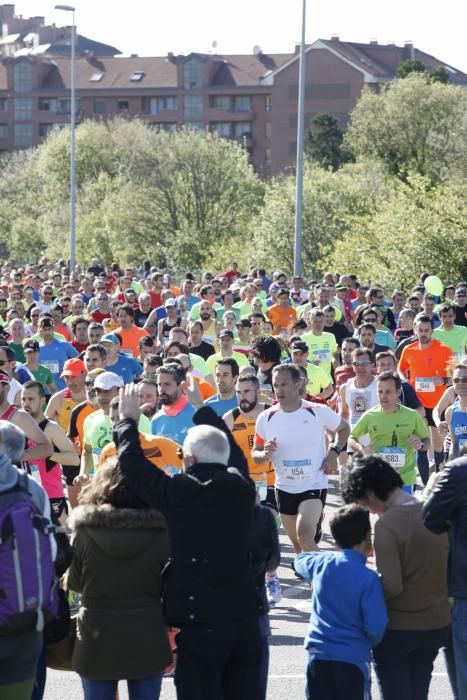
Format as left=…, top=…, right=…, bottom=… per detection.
left=55, top=5, right=76, bottom=273
left=69, top=10, right=76, bottom=274
left=293, top=0, right=306, bottom=277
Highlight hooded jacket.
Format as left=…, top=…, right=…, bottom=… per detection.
left=67, top=504, right=172, bottom=680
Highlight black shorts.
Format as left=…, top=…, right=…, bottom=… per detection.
left=276, top=488, right=327, bottom=516
left=50, top=497, right=69, bottom=520
left=261, top=486, right=278, bottom=512
left=424, top=407, right=436, bottom=427
left=62, top=465, right=80, bottom=486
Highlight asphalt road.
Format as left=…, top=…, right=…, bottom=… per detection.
left=44, top=476, right=453, bottom=699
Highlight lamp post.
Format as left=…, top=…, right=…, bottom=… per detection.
left=293, top=0, right=307, bottom=277
left=55, top=5, right=76, bottom=274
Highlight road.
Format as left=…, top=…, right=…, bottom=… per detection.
left=44, top=476, right=453, bottom=699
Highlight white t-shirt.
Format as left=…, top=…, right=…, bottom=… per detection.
left=255, top=400, right=341, bottom=493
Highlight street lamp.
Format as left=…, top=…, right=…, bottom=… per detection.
left=293, top=0, right=307, bottom=277
left=55, top=4, right=76, bottom=274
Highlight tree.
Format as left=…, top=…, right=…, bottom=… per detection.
left=248, top=160, right=387, bottom=275
left=329, top=174, right=467, bottom=288
left=0, top=120, right=264, bottom=267
left=304, top=114, right=351, bottom=170
left=430, top=66, right=450, bottom=84
left=345, top=73, right=467, bottom=184
left=397, top=59, right=426, bottom=79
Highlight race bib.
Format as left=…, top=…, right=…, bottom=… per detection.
left=29, top=463, right=42, bottom=484
left=42, top=360, right=59, bottom=374
left=252, top=473, right=267, bottom=501
left=415, top=377, right=435, bottom=393
left=459, top=436, right=467, bottom=451
left=313, top=349, right=330, bottom=363
left=379, top=447, right=406, bottom=469
left=164, top=465, right=180, bottom=476
left=282, top=458, right=313, bottom=481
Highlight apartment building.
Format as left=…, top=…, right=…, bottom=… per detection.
left=0, top=4, right=466, bottom=174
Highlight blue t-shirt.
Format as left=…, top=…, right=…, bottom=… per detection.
left=177, top=294, right=199, bottom=311
left=151, top=403, right=196, bottom=446
left=106, top=354, right=142, bottom=385
left=294, top=550, right=387, bottom=671
left=204, top=394, right=238, bottom=417
left=38, top=340, right=78, bottom=390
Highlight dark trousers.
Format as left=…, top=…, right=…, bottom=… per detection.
left=174, top=617, right=267, bottom=700
left=373, top=626, right=450, bottom=700
left=306, top=658, right=365, bottom=700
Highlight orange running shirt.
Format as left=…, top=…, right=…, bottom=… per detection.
left=114, top=325, right=150, bottom=358
left=100, top=432, right=182, bottom=471
left=267, top=304, right=297, bottom=335
left=398, top=339, right=453, bottom=408
left=230, top=407, right=275, bottom=486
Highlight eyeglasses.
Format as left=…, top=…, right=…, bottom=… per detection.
left=85, top=381, right=95, bottom=387
left=453, top=377, right=467, bottom=384
left=353, top=360, right=372, bottom=366
left=142, top=372, right=158, bottom=379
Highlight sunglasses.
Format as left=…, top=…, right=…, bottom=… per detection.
left=453, top=377, right=467, bottom=384
left=142, top=372, right=158, bottom=379
left=353, top=360, right=372, bottom=366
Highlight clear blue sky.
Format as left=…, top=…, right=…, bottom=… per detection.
left=11, top=1, right=467, bottom=73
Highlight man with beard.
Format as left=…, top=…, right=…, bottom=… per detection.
left=197, top=300, right=221, bottom=347
left=21, top=380, right=79, bottom=521
left=151, top=363, right=197, bottom=445
left=224, top=373, right=281, bottom=606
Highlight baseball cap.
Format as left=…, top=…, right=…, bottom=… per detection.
left=165, top=298, right=177, bottom=308
left=61, top=358, right=86, bottom=378
left=23, top=339, right=40, bottom=353
left=0, top=369, right=10, bottom=384
left=218, top=329, right=234, bottom=339
left=93, top=371, right=124, bottom=390
left=335, top=283, right=347, bottom=291
left=290, top=341, right=309, bottom=353
left=236, top=319, right=251, bottom=328
left=38, top=317, right=54, bottom=329
left=101, top=333, right=120, bottom=345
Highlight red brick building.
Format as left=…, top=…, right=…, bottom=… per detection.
left=0, top=13, right=466, bottom=174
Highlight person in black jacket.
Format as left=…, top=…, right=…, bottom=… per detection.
left=114, top=384, right=267, bottom=700
left=422, top=455, right=467, bottom=700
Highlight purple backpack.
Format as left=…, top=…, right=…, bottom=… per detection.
left=0, top=472, right=58, bottom=629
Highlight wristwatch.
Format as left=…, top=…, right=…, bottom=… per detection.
left=329, top=445, right=342, bottom=456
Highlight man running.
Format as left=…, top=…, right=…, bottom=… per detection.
left=398, top=315, right=453, bottom=472
left=445, top=364, right=467, bottom=459
left=252, top=364, right=348, bottom=553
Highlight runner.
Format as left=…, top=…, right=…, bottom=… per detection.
left=445, top=364, right=467, bottom=459
left=151, top=363, right=197, bottom=445
left=224, top=373, right=280, bottom=606
left=348, top=372, right=430, bottom=492
left=398, top=315, right=453, bottom=472
left=45, top=358, right=87, bottom=434
left=285, top=340, right=333, bottom=399
left=302, top=309, right=338, bottom=376
left=204, top=358, right=239, bottom=416
left=252, top=364, right=348, bottom=553
left=433, top=303, right=467, bottom=359
left=114, top=304, right=150, bottom=358
left=37, top=315, right=78, bottom=389
left=267, top=288, right=296, bottom=337
left=21, top=379, right=79, bottom=522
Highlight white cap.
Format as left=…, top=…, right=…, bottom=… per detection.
left=93, top=371, right=124, bottom=390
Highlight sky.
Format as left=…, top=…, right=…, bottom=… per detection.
left=11, top=1, right=467, bottom=73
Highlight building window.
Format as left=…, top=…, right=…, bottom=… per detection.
left=38, top=97, right=58, bottom=112
left=233, top=122, right=252, bottom=139
left=147, top=96, right=177, bottom=114
left=185, top=122, right=203, bottom=132
left=94, top=98, right=105, bottom=114
left=57, top=98, right=80, bottom=114
left=209, top=95, right=231, bottom=110
left=233, top=96, right=251, bottom=112
left=89, top=73, right=103, bottom=82
left=184, top=58, right=202, bottom=90
left=130, top=70, right=144, bottom=82
left=14, top=98, right=32, bottom=120
left=39, top=123, right=56, bottom=138
left=14, top=123, right=33, bottom=147
left=184, top=95, right=203, bottom=119
left=265, top=96, right=272, bottom=112
left=0, top=125, right=7, bottom=138
left=210, top=122, right=231, bottom=137
left=265, top=122, right=272, bottom=138
left=117, top=100, right=129, bottom=114
left=0, top=98, right=8, bottom=112
left=264, top=148, right=272, bottom=167
left=13, top=60, right=32, bottom=93
left=151, top=123, right=177, bottom=133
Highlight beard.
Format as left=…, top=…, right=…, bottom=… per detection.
left=200, top=313, right=211, bottom=321
left=239, top=399, right=257, bottom=413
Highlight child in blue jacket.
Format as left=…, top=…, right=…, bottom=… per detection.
left=295, top=504, right=387, bottom=700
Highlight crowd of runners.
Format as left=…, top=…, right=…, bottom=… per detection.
left=0, top=257, right=466, bottom=700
